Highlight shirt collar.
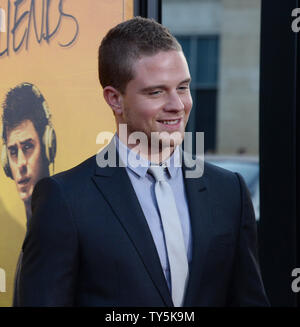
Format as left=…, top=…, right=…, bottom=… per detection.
left=114, top=134, right=181, bottom=179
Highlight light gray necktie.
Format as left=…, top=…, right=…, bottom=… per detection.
left=148, top=166, right=189, bottom=307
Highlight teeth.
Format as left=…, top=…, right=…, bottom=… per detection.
left=160, top=120, right=179, bottom=125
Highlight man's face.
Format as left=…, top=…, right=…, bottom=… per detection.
left=6, top=120, right=47, bottom=203
left=119, top=50, right=193, bottom=151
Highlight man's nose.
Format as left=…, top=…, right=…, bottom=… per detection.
left=17, top=150, right=27, bottom=170
left=164, top=92, right=185, bottom=112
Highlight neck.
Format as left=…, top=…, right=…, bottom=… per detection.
left=24, top=200, right=32, bottom=222
left=117, top=132, right=175, bottom=164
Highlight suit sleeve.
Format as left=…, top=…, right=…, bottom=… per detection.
left=18, top=177, right=79, bottom=306
left=228, top=173, right=270, bottom=306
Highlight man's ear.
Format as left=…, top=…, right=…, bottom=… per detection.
left=103, top=86, right=123, bottom=115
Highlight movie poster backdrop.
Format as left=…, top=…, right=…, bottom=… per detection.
left=0, top=0, right=133, bottom=306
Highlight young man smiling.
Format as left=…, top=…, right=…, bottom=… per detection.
left=18, top=17, right=269, bottom=307
left=102, top=49, right=192, bottom=163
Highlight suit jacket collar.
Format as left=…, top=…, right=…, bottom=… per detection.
left=181, top=155, right=214, bottom=306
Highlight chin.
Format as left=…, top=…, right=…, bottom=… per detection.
left=20, top=188, right=33, bottom=204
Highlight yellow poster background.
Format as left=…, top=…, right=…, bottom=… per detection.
left=0, top=0, right=133, bottom=306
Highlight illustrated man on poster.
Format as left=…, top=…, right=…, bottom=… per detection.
left=1, top=82, right=56, bottom=224
left=1, top=82, right=56, bottom=305
left=18, top=18, right=269, bottom=306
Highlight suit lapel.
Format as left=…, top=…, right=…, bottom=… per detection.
left=92, top=143, right=173, bottom=306
left=182, top=157, right=214, bottom=306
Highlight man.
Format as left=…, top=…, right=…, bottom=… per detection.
left=1, top=82, right=56, bottom=305
left=18, top=17, right=269, bottom=306
left=1, top=82, right=56, bottom=224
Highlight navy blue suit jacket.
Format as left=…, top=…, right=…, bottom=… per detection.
left=18, top=145, right=269, bottom=306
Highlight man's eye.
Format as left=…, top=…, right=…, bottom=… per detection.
left=23, top=144, right=33, bottom=152
left=149, top=90, right=162, bottom=96
left=9, top=149, right=17, bottom=157
left=178, top=86, right=189, bottom=91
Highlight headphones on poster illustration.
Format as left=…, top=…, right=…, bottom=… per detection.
left=1, top=83, right=57, bottom=179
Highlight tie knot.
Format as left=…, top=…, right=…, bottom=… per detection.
left=148, top=166, right=166, bottom=182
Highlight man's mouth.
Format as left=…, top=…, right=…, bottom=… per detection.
left=157, top=118, right=181, bottom=125
left=18, top=177, right=31, bottom=185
